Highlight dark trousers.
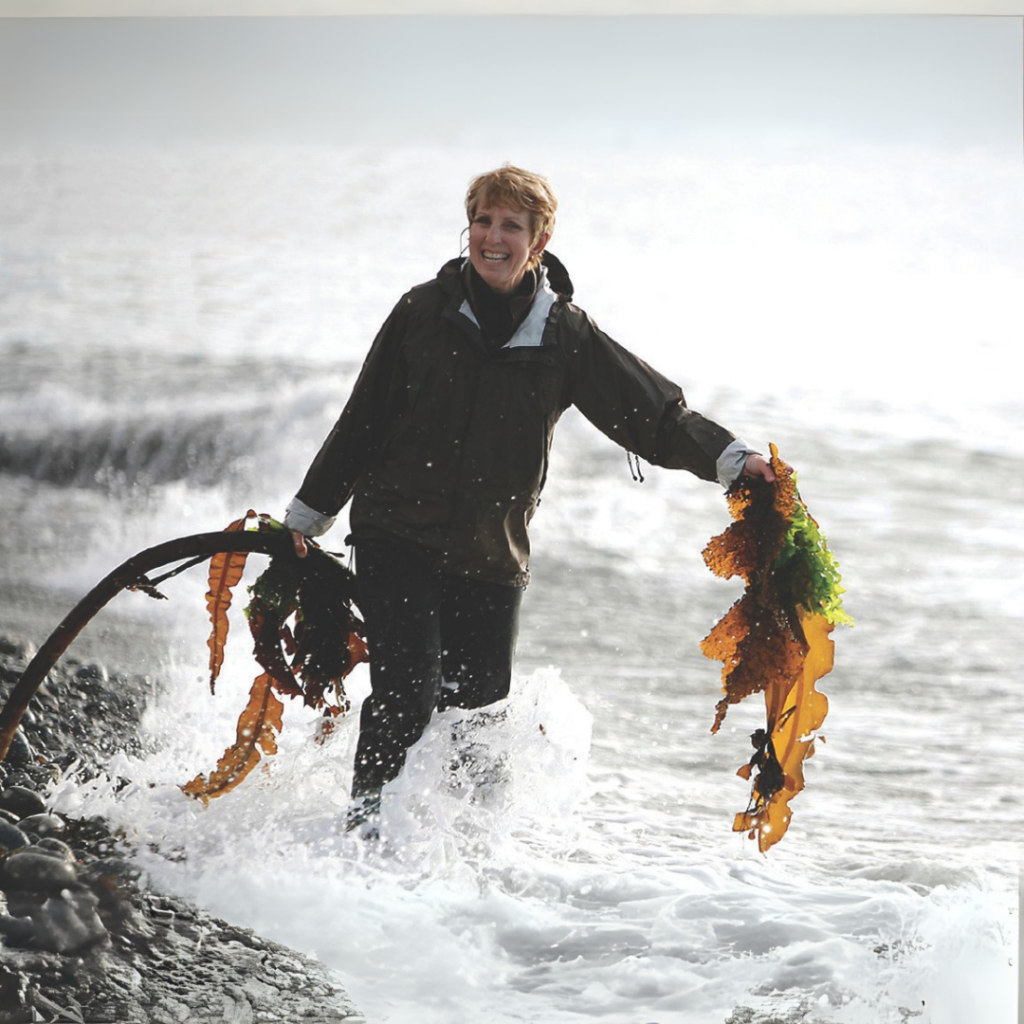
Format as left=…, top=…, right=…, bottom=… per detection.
left=351, top=538, right=524, bottom=798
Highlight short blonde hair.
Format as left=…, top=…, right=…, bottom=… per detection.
left=465, top=165, right=557, bottom=269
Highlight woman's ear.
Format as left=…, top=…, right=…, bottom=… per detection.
left=532, top=231, right=551, bottom=258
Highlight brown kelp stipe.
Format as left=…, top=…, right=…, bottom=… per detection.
left=702, top=444, right=851, bottom=852
left=0, top=515, right=367, bottom=802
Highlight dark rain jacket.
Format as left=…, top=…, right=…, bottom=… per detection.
left=291, top=252, right=738, bottom=586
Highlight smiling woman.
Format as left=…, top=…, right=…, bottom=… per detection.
left=465, top=165, right=556, bottom=293
left=281, top=163, right=775, bottom=834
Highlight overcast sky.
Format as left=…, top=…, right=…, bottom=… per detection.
left=0, top=1, right=1022, bottom=13
left=0, top=14, right=1020, bottom=156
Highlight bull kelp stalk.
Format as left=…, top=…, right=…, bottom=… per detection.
left=0, top=514, right=368, bottom=802
left=701, top=443, right=852, bottom=853
left=0, top=526, right=291, bottom=763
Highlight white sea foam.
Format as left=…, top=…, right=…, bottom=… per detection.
left=49, top=661, right=1016, bottom=1024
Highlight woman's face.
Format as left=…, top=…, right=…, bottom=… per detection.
left=468, top=201, right=548, bottom=294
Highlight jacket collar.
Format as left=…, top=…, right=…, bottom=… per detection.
left=438, top=251, right=573, bottom=352
left=457, top=260, right=561, bottom=350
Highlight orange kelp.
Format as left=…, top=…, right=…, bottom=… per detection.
left=204, top=511, right=255, bottom=693
left=182, top=673, right=285, bottom=802
left=183, top=514, right=368, bottom=803
left=701, top=444, right=851, bottom=852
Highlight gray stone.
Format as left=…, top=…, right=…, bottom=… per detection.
left=0, top=636, right=366, bottom=1022
left=0, top=785, right=46, bottom=819
left=0, top=910, right=35, bottom=943
left=79, top=855, right=140, bottom=893
left=0, top=635, right=34, bottom=659
left=16, top=813, right=65, bottom=838
left=33, top=837, right=75, bottom=862
left=26, top=888, right=108, bottom=954
left=0, top=849, right=78, bottom=893
left=73, top=662, right=109, bottom=684
left=5, top=763, right=60, bottom=790
left=4, top=728, right=35, bottom=768
left=0, top=819, right=29, bottom=853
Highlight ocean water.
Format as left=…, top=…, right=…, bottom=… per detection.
left=2, top=141, right=1021, bottom=1023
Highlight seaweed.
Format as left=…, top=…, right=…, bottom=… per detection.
left=701, top=444, right=851, bottom=851
left=0, top=516, right=367, bottom=803
left=182, top=514, right=367, bottom=803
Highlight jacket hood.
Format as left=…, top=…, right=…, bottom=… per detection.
left=538, top=251, right=574, bottom=300
left=436, top=250, right=575, bottom=303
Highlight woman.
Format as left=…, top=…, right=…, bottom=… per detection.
left=284, top=165, right=775, bottom=830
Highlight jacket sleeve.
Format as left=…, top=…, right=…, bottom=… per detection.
left=288, top=298, right=410, bottom=526
left=562, top=306, right=739, bottom=484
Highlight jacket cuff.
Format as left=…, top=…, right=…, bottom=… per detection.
left=716, top=438, right=758, bottom=489
left=283, top=496, right=337, bottom=538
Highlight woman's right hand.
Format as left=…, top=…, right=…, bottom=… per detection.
left=291, top=530, right=309, bottom=559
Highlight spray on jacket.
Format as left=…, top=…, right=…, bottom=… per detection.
left=285, top=251, right=751, bottom=586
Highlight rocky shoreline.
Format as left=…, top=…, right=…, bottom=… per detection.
left=0, top=634, right=365, bottom=1024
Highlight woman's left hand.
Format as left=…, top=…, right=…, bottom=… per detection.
left=742, top=453, right=776, bottom=483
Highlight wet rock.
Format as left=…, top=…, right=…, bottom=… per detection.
left=1, top=650, right=154, bottom=768
left=0, top=909, right=35, bottom=943
left=4, top=729, right=35, bottom=768
left=0, top=636, right=34, bottom=660
left=0, top=849, right=79, bottom=893
left=16, top=813, right=65, bottom=838
left=33, top=838, right=74, bottom=862
left=0, top=820, right=30, bottom=853
left=27, top=888, right=108, bottom=954
left=0, top=967, right=30, bottom=1024
left=80, top=854, right=140, bottom=892
left=0, top=634, right=366, bottom=1022
left=74, top=662, right=108, bottom=684
left=0, top=786, right=45, bottom=819
left=61, top=816, right=121, bottom=860
left=3, top=763, right=60, bottom=791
